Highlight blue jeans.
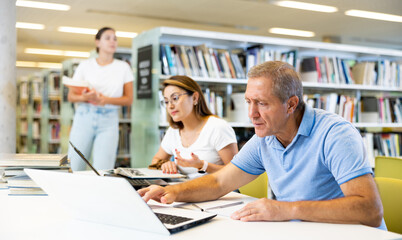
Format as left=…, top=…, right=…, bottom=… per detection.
left=68, top=104, right=119, bottom=171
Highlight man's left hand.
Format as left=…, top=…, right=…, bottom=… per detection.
left=230, top=198, right=291, bottom=222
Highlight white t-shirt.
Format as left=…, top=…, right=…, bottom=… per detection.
left=161, top=116, right=237, bottom=179
left=73, top=58, right=133, bottom=107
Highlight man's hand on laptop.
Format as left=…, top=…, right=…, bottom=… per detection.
left=138, top=185, right=176, bottom=204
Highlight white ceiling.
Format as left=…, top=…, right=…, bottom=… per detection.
left=16, top=0, right=402, bottom=65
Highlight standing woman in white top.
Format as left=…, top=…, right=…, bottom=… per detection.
left=152, top=76, right=238, bottom=179
left=67, top=27, right=133, bottom=171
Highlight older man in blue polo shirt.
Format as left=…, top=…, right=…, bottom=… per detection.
left=139, top=61, right=386, bottom=230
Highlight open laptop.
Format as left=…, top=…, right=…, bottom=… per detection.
left=69, top=141, right=169, bottom=189
left=25, top=169, right=217, bottom=235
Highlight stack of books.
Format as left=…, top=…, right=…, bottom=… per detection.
left=0, top=154, right=70, bottom=196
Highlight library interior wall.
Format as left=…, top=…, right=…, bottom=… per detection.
left=0, top=0, right=16, bottom=153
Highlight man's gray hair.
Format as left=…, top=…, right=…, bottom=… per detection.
left=248, top=61, right=304, bottom=109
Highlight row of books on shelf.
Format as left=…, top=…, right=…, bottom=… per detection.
left=304, top=94, right=402, bottom=124
left=159, top=90, right=250, bottom=125
left=19, top=81, right=28, bottom=99
left=49, top=121, right=61, bottom=141
left=48, top=144, right=61, bottom=154
left=0, top=154, right=69, bottom=195
left=19, top=103, right=27, bottom=116
left=20, top=120, right=28, bottom=135
left=362, top=132, right=402, bottom=167
left=160, top=43, right=402, bottom=88
left=47, top=72, right=61, bottom=95
left=31, top=140, right=41, bottom=153
left=118, top=123, right=131, bottom=155
left=246, top=46, right=297, bottom=72
left=32, top=120, right=40, bottom=139
left=161, top=44, right=247, bottom=79
left=33, top=101, right=42, bottom=114
left=300, top=57, right=402, bottom=87
left=119, top=106, right=131, bottom=119
left=31, top=80, right=43, bottom=99
left=49, top=99, right=61, bottom=116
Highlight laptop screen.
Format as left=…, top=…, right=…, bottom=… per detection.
left=69, top=141, right=100, bottom=176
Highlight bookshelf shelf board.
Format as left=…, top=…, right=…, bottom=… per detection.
left=49, top=115, right=61, bottom=120
left=49, top=95, right=61, bottom=100
left=48, top=140, right=61, bottom=144
left=302, top=82, right=402, bottom=92
left=353, top=123, right=402, bottom=128
left=160, top=75, right=248, bottom=85
left=119, top=118, right=131, bottom=123
left=33, top=114, right=41, bottom=119
left=117, top=154, right=131, bottom=158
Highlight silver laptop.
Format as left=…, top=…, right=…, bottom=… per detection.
left=25, top=169, right=216, bottom=235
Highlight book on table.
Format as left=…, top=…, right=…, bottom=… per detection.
left=0, top=154, right=68, bottom=167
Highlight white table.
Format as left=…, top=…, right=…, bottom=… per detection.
left=1, top=190, right=401, bottom=240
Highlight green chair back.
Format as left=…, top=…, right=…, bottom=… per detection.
left=375, top=156, right=402, bottom=180
left=239, top=172, right=268, bottom=198
left=375, top=177, right=402, bottom=234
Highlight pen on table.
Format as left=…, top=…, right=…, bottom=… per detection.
left=192, top=203, right=204, bottom=212
left=206, top=201, right=244, bottom=211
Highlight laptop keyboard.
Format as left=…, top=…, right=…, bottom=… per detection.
left=155, top=213, right=193, bottom=225
left=127, top=179, right=150, bottom=186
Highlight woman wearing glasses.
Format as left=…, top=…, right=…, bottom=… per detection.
left=151, top=75, right=238, bottom=179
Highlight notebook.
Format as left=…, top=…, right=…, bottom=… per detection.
left=69, top=141, right=169, bottom=189
left=25, top=169, right=217, bottom=235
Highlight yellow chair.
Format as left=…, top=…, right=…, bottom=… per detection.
left=239, top=172, right=268, bottom=198
left=375, top=177, right=402, bottom=234
left=375, top=156, right=402, bottom=180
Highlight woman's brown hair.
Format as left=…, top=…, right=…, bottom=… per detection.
left=162, top=75, right=213, bottom=129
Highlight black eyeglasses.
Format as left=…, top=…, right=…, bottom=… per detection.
left=160, top=93, right=189, bottom=107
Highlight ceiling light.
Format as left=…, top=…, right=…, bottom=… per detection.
left=16, top=0, right=70, bottom=11
left=58, top=26, right=137, bottom=38
left=16, top=61, right=36, bottom=68
left=25, top=48, right=63, bottom=56
left=273, top=1, right=337, bottom=13
left=58, top=26, right=97, bottom=35
left=16, top=22, right=45, bottom=30
left=24, top=48, right=90, bottom=58
left=345, top=9, right=402, bottom=23
left=64, top=51, right=91, bottom=58
left=269, top=27, right=315, bottom=37
left=116, top=31, right=138, bottom=38
left=16, top=61, right=62, bottom=69
left=37, top=62, right=62, bottom=69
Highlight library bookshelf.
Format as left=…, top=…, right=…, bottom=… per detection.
left=131, top=27, right=402, bottom=168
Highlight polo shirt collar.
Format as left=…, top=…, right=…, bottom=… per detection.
left=297, top=104, right=315, bottom=137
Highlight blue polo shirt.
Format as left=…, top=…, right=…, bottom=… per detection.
left=232, top=105, right=386, bottom=230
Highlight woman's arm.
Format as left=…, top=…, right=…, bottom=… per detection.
left=152, top=146, right=177, bottom=174
left=95, top=82, right=133, bottom=106
left=175, top=142, right=238, bottom=173
left=151, top=146, right=172, bottom=165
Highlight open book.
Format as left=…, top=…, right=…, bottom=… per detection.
left=62, top=76, right=89, bottom=94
